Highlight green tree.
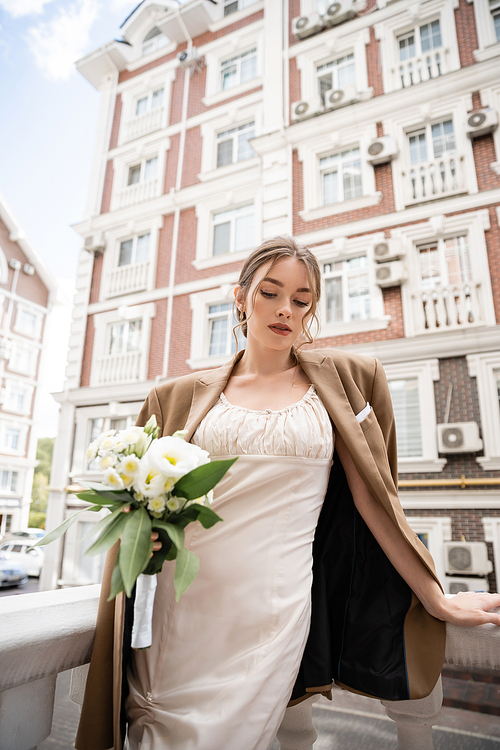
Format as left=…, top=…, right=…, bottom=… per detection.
left=29, top=437, right=55, bottom=528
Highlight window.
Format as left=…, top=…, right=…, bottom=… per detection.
left=221, top=49, right=257, bottom=90
left=466, top=352, right=500, bottom=470
left=6, top=384, right=28, bottom=412
left=323, top=257, right=371, bottom=324
left=17, top=309, right=37, bottom=336
left=87, top=418, right=104, bottom=469
left=316, top=55, right=356, bottom=104
left=320, top=148, right=362, bottom=205
left=208, top=303, right=245, bottom=357
left=118, top=233, right=150, bottom=267
left=491, top=0, right=500, bottom=40
left=142, top=27, right=169, bottom=57
left=9, top=344, right=35, bottom=375
left=135, top=89, right=164, bottom=117
left=108, top=319, right=142, bottom=355
left=0, top=470, right=18, bottom=493
left=110, top=415, right=138, bottom=432
left=217, top=122, right=255, bottom=167
left=223, top=0, right=258, bottom=15
left=407, top=120, right=458, bottom=201
left=213, top=205, right=254, bottom=256
left=127, top=157, right=158, bottom=186
left=3, top=427, right=20, bottom=451
left=388, top=378, right=423, bottom=458
left=409, top=120, right=455, bottom=165
left=397, top=20, right=442, bottom=86
left=418, top=236, right=472, bottom=290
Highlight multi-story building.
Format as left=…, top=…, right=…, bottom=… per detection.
left=0, top=194, right=56, bottom=536
left=41, top=0, right=500, bottom=594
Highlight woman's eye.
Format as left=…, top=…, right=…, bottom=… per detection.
left=260, top=291, right=276, bottom=298
left=295, top=300, right=310, bottom=308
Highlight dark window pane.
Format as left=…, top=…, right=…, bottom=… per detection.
left=217, top=139, right=233, bottom=167
left=213, top=222, right=231, bottom=256
left=118, top=239, right=133, bottom=267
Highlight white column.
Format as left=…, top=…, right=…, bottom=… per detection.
left=39, top=398, right=75, bottom=591
left=84, top=75, right=117, bottom=220
left=262, top=0, right=284, bottom=134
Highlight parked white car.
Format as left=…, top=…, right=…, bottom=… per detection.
left=0, top=551, right=28, bottom=587
left=0, top=540, right=44, bottom=577
left=1, top=528, right=45, bottom=542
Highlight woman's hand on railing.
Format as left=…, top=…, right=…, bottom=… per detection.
left=437, top=591, right=500, bottom=627
left=121, top=505, right=162, bottom=556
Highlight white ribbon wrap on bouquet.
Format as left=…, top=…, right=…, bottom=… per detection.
left=131, top=573, right=158, bottom=649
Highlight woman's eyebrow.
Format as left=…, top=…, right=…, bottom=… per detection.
left=262, top=276, right=311, bottom=293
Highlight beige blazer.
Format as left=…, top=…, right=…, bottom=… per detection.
left=75, top=348, right=446, bottom=750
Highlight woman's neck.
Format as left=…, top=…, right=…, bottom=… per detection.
left=235, top=344, right=296, bottom=378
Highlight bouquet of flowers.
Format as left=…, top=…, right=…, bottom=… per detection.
left=37, top=416, right=235, bottom=615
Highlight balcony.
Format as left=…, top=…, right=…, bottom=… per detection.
left=412, top=282, right=485, bottom=334
left=0, top=587, right=498, bottom=750
left=104, top=261, right=150, bottom=298
left=403, top=153, right=466, bottom=205
left=122, top=108, right=165, bottom=143
left=115, top=178, right=159, bottom=210
left=93, top=350, right=142, bottom=385
left=397, top=48, right=447, bottom=89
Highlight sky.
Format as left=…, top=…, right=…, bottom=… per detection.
left=0, top=0, right=142, bottom=435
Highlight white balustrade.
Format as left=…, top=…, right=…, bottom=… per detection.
left=105, top=261, right=150, bottom=298
left=94, top=350, right=142, bottom=385
left=116, top=178, right=159, bottom=210
left=123, top=107, right=165, bottom=143
left=397, top=48, right=447, bottom=89
left=0, top=588, right=498, bottom=750
left=404, top=153, right=465, bottom=205
left=412, top=282, right=483, bottom=334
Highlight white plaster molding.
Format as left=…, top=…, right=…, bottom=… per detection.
left=400, top=490, right=500, bottom=509
left=466, top=351, right=500, bottom=467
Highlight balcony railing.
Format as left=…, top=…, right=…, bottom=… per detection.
left=122, top=107, right=165, bottom=143
left=104, top=261, right=150, bottom=298
left=412, top=282, right=484, bottom=334
left=94, top=350, right=142, bottom=385
left=115, top=178, right=159, bottom=210
left=404, top=153, right=466, bottom=205
left=397, top=48, right=448, bottom=89
left=1, top=587, right=498, bottom=750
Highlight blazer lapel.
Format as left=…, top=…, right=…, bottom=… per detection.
left=183, top=351, right=245, bottom=441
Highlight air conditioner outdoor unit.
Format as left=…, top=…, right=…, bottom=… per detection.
left=375, top=261, right=407, bottom=287
left=372, top=238, right=405, bottom=262
left=292, top=12, right=324, bottom=39
left=325, top=84, right=360, bottom=110
left=291, top=97, right=323, bottom=123
left=444, top=542, right=493, bottom=576
left=437, top=422, right=483, bottom=453
left=444, top=576, right=490, bottom=595
left=365, top=136, right=399, bottom=165
left=177, top=48, right=202, bottom=69
left=322, top=0, right=356, bottom=27
left=465, top=108, right=498, bottom=139
left=84, top=233, right=106, bottom=253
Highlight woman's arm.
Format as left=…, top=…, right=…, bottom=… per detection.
left=335, top=429, right=500, bottom=627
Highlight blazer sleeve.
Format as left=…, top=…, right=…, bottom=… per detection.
left=135, top=387, right=163, bottom=433
left=369, top=357, right=398, bottom=489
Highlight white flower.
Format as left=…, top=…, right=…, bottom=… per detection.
left=103, top=468, right=125, bottom=490
left=166, top=497, right=182, bottom=512
left=99, top=435, right=119, bottom=455
left=205, top=490, right=214, bottom=506
left=147, top=436, right=210, bottom=480
left=100, top=455, right=117, bottom=471
left=134, top=455, right=173, bottom=499
left=133, top=431, right=151, bottom=458
left=147, top=496, right=166, bottom=514
left=118, top=455, right=141, bottom=477
left=86, top=441, right=99, bottom=463
left=118, top=427, right=144, bottom=446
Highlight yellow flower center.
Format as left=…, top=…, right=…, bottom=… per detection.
left=162, top=453, right=177, bottom=465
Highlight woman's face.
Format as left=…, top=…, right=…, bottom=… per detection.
left=236, top=256, right=313, bottom=354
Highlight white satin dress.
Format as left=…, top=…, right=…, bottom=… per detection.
left=125, top=386, right=334, bottom=750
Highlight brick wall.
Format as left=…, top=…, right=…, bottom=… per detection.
left=288, top=0, right=300, bottom=47
left=89, top=252, right=103, bottom=304
left=156, top=214, right=174, bottom=288
left=109, top=94, right=122, bottom=150
left=167, top=294, right=193, bottom=377
left=485, top=205, right=500, bottom=324
left=181, top=127, right=202, bottom=188
left=80, top=314, right=95, bottom=387
left=472, top=135, right=500, bottom=192
left=169, top=67, right=185, bottom=126
left=366, top=25, right=383, bottom=97
left=147, top=297, right=167, bottom=379
left=100, top=160, right=114, bottom=214
left=164, top=133, right=180, bottom=192
left=0, top=219, right=49, bottom=307
left=454, top=0, right=479, bottom=68
left=289, top=57, right=301, bottom=118
left=118, top=44, right=186, bottom=84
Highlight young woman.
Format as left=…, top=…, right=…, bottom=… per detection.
left=76, top=236, right=500, bottom=750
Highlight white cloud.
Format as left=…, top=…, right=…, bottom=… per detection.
left=0, top=0, right=55, bottom=17
left=25, top=0, right=100, bottom=81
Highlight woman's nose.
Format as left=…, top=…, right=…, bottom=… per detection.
left=277, top=302, right=292, bottom=317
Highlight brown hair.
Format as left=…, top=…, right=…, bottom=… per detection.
left=234, top=235, right=322, bottom=352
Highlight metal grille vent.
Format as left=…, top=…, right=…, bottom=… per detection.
left=376, top=266, right=391, bottom=281
left=328, top=89, right=344, bottom=104
left=441, top=426, right=464, bottom=449
left=448, top=546, right=472, bottom=571
left=374, top=242, right=389, bottom=257
left=326, top=3, right=341, bottom=14
left=296, top=16, right=309, bottom=29
left=468, top=112, right=487, bottom=128
left=368, top=141, right=384, bottom=156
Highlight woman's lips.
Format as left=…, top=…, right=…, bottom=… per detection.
left=268, top=324, right=291, bottom=336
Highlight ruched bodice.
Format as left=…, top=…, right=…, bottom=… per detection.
left=126, top=389, right=334, bottom=750
left=192, top=386, right=334, bottom=459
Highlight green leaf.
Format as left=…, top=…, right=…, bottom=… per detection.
left=34, top=505, right=102, bottom=546
left=119, top=507, right=152, bottom=598
left=191, top=504, right=223, bottom=529
left=75, top=490, right=124, bottom=507
left=152, top=521, right=185, bottom=551
left=108, top=550, right=126, bottom=601
left=85, top=510, right=130, bottom=557
left=79, top=505, right=121, bottom=542
left=174, top=458, right=237, bottom=500
left=174, top=546, right=200, bottom=602
left=142, top=528, right=173, bottom=575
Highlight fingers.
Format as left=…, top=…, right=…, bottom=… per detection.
left=150, top=530, right=162, bottom=557
left=122, top=505, right=131, bottom=513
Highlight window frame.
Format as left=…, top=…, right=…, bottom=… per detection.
left=220, top=48, right=258, bottom=92
left=8, top=342, right=38, bottom=377
left=467, top=351, right=500, bottom=470
left=212, top=203, right=255, bottom=258
left=199, top=105, right=262, bottom=182
left=471, top=0, right=500, bottom=60
left=188, top=287, right=246, bottom=370
left=0, top=421, right=28, bottom=456
left=3, top=379, right=34, bottom=416
left=13, top=304, right=43, bottom=340
left=320, top=147, right=363, bottom=206
left=203, top=28, right=264, bottom=107
left=216, top=121, right=256, bottom=168
left=383, top=359, right=444, bottom=473
left=223, top=0, right=259, bottom=17
left=0, top=469, right=20, bottom=494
